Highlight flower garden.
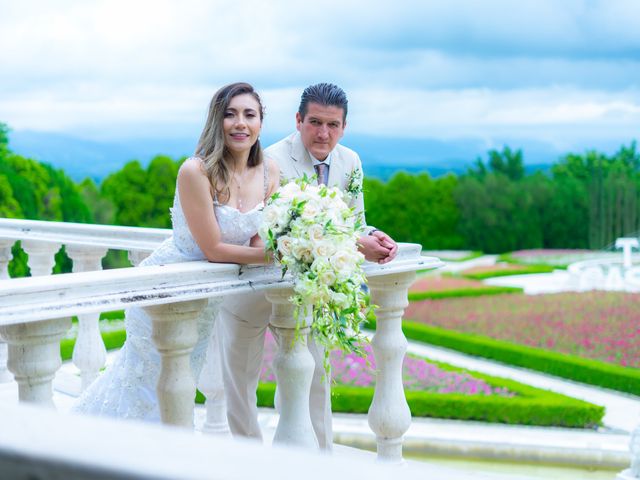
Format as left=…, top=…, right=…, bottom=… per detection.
left=405, top=291, right=640, bottom=368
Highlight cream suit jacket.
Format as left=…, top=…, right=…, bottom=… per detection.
left=264, top=132, right=368, bottom=229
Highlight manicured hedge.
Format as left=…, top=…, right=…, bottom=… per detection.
left=408, top=286, right=523, bottom=301
left=399, top=320, right=640, bottom=396
left=253, top=380, right=602, bottom=428
left=459, top=265, right=555, bottom=280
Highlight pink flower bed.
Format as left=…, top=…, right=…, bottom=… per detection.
left=406, top=292, right=640, bottom=368
left=260, top=331, right=514, bottom=396
left=410, top=276, right=485, bottom=292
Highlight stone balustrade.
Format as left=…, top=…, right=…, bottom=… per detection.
left=0, top=218, right=171, bottom=389
left=0, top=218, right=442, bottom=463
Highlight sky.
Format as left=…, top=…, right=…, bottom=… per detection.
left=1, top=0, right=639, bottom=156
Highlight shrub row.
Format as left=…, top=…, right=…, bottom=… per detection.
left=408, top=286, right=523, bottom=301
left=399, top=320, right=640, bottom=396
left=459, top=264, right=555, bottom=280
left=253, top=381, right=602, bottom=428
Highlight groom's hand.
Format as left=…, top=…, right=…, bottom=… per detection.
left=358, top=230, right=397, bottom=264
left=371, top=230, right=398, bottom=264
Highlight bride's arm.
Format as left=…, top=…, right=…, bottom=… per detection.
left=249, top=158, right=280, bottom=248
left=178, top=159, right=269, bottom=264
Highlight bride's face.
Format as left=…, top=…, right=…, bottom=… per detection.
left=223, top=93, right=262, bottom=156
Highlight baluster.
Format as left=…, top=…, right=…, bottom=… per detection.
left=620, top=424, right=640, bottom=479
left=0, top=239, right=12, bottom=279
left=367, top=271, right=415, bottom=463
left=65, top=246, right=109, bottom=390
left=266, top=287, right=318, bottom=449
left=197, top=304, right=230, bottom=435
left=128, top=249, right=151, bottom=267
left=9, top=241, right=61, bottom=391
left=21, top=241, right=60, bottom=277
left=145, top=299, right=209, bottom=428
left=0, top=317, right=72, bottom=406
left=0, top=240, right=13, bottom=383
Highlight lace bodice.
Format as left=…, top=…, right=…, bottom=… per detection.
left=170, top=185, right=264, bottom=259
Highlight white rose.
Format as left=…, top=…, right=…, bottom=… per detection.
left=279, top=181, right=301, bottom=200
left=301, top=199, right=321, bottom=220
left=330, top=250, right=353, bottom=269
left=292, top=240, right=313, bottom=263
left=277, top=236, right=293, bottom=256
left=263, top=205, right=280, bottom=226
left=318, top=268, right=337, bottom=286
left=307, top=224, right=325, bottom=243
left=330, top=250, right=358, bottom=281
left=311, top=257, right=336, bottom=286
left=312, top=239, right=336, bottom=258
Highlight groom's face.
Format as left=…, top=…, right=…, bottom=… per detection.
left=296, top=102, right=346, bottom=161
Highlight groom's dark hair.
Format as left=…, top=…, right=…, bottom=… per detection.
left=298, top=83, right=348, bottom=122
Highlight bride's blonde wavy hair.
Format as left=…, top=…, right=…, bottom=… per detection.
left=195, top=82, right=264, bottom=201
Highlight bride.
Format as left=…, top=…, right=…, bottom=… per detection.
left=73, top=82, right=279, bottom=421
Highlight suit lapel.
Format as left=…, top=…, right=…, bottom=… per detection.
left=327, top=151, right=342, bottom=187
left=290, top=132, right=315, bottom=180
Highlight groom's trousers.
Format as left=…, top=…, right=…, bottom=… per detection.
left=218, top=290, right=333, bottom=450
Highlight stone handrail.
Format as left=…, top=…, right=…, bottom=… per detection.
left=0, top=402, right=432, bottom=480
left=0, top=217, right=170, bottom=252
left=0, top=218, right=442, bottom=463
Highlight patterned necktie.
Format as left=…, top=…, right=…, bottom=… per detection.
left=315, top=162, right=329, bottom=185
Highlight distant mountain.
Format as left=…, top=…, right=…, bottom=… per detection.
left=8, top=130, right=565, bottom=182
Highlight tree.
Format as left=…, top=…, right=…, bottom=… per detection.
left=0, top=174, right=22, bottom=218
left=467, top=146, right=525, bottom=181
left=364, top=172, right=463, bottom=249
left=101, top=155, right=181, bottom=227
left=79, top=178, right=115, bottom=225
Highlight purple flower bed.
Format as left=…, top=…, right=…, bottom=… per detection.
left=260, top=331, right=515, bottom=396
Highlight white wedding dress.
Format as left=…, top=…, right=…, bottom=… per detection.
left=72, top=157, right=266, bottom=422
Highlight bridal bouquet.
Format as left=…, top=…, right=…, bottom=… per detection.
left=259, top=173, right=373, bottom=366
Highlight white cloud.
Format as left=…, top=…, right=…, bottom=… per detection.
left=0, top=0, right=638, bottom=152
left=346, top=87, right=640, bottom=144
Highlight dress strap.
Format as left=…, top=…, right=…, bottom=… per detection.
left=263, top=159, right=269, bottom=199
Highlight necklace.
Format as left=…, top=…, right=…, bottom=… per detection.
left=232, top=168, right=249, bottom=210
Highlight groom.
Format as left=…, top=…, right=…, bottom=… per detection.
left=220, top=83, right=397, bottom=450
